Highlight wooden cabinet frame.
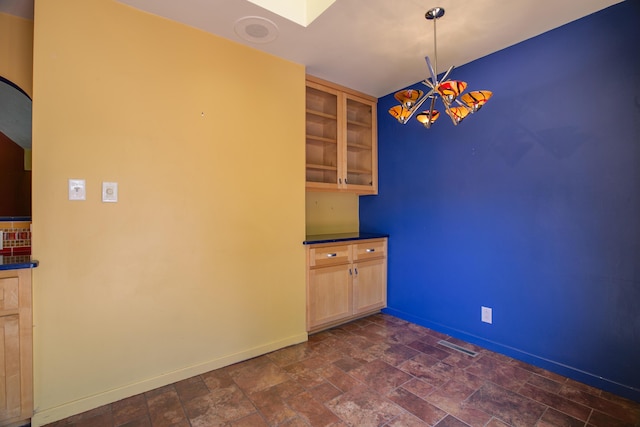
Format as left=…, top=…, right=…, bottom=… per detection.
left=305, top=75, right=378, bottom=195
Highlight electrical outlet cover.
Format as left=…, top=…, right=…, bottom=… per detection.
left=481, top=306, right=493, bottom=324
left=102, top=182, right=118, bottom=202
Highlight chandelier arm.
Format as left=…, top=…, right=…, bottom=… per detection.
left=425, top=56, right=438, bottom=85
left=440, top=65, right=455, bottom=83
left=402, top=88, right=436, bottom=123
left=443, top=102, right=459, bottom=126
left=421, top=79, right=435, bottom=90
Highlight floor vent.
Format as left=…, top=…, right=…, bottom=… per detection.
left=437, top=340, right=479, bottom=357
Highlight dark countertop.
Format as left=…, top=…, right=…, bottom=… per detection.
left=0, top=256, right=39, bottom=270
left=0, top=216, right=31, bottom=222
left=303, top=232, right=388, bottom=245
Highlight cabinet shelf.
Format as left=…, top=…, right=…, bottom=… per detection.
left=307, top=163, right=338, bottom=171
left=347, top=168, right=372, bottom=175
left=347, top=142, right=371, bottom=151
left=307, top=135, right=337, bottom=145
left=307, top=109, right=337, bottom=121
left=347, top=119, right=371, bottom=128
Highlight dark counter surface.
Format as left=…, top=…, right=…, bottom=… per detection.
left=303, top=232, right=388, bottom=245
left=0, top=216, right=31, bottom=222
left=0, top=255, right=39, bottom=270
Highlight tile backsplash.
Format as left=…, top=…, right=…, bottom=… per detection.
left=0, top=220, right=31, bottom=256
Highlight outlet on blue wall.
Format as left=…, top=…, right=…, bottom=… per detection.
left=360, top=1, right=640, bottom=402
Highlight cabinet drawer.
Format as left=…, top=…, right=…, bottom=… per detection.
left=354, top=239, right=386, bottom=260
left=309, top=244, right=351, bottom=267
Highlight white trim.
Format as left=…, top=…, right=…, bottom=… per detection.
left=31, top=332, right=308, bottom=427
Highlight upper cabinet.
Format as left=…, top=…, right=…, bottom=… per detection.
left=305, top=76, right=378, bottom=195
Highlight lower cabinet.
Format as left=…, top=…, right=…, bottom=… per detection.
left=0, top=269, right=33, bottom=427
left=306, top=238, right=387, bottom=333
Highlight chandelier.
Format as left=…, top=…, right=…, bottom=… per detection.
left=389, top=7, right=492, bottom=128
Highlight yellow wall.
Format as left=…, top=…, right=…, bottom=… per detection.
left=0, top=12, right=33, bottom=96
left=305, top=192, right=359, bottom=235
left=31, top=1, right=306, bottom=425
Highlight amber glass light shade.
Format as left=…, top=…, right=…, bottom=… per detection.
left=416, top=110, right=440, bottom=126
left=446, top=106, right=470, bottom=125
left=388, top=105, right=411, bottom=123
left=460, top=90, right=493, bottom=112
left=394, top=89, right=423, bottom=109
left=436, top=80, right=467, bottom=104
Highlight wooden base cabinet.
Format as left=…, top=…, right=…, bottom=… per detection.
left=307, top=264, right=352, bottom=328
left=0, top=269, right=32, bottom=427
left=306, top=238, right=387, bottom=333
left=353, top=257, right=386, bottom=315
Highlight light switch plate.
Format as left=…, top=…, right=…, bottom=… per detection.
left=102, top=182, right=118, bottom=203
left=69, top=179, right=86, bottom=200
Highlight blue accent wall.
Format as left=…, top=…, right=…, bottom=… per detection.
left=360, top=1, right=640, bottom=402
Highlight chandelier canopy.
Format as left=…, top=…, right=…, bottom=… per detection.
left=389, top=7, right=492, bottom=128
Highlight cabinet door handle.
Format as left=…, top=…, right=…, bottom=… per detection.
left=366, top=248, right=375, bottom=253
left=349, top=268, right=353, bottom=276
left=339, top=178, right=342, bottom=184
left=326, top=253, right=337, bottom=258
left=345, top=178, right=348, bottom=184
left=354, top=267, right=358, bottom=275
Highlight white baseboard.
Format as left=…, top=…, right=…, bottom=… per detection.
left=31, top=332, right=308, bottom=427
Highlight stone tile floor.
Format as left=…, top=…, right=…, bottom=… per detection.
left=45, top=314, right=640, bottom=427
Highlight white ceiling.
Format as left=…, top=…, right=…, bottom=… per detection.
left=0, top=0, right=624, bottom=98
left=112, top=0, right=623, bottom=98
left=1, top=0, right=622, bottom=149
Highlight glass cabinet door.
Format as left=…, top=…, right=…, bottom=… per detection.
left=345, top=95, right=376, bottom=192
left=305, top=84, right=339, bottom=188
